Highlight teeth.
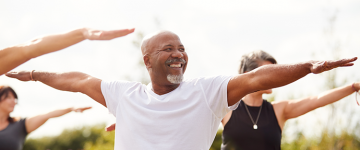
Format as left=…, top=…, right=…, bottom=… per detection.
left=170, top=64, right=181, bottom=68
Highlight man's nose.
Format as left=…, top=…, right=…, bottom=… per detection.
left=171, top=50, right=183, bottom=58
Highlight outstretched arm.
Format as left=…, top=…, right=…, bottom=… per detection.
left=25, top=107, right=91, bottom=134
left=6, top=71, right=106, bottom=106
left=0, top=28, right=135, bottom=75
left=227, top=58, right=357, bottom=106
left=274, top=82, right=360, bottom=123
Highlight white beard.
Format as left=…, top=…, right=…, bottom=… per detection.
left=167, top=74, right=183, bottom=84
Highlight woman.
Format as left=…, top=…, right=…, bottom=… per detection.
left=0, top=85, right=91, bottom=150
left=0, top=27, right=134, bottom=75
left=221, top=50, right=359, bottom=150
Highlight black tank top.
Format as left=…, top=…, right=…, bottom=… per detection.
left=221, top=100, right=282, bottom=150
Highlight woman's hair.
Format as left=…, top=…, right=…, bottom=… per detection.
left=239, top=50, right=277, bottom=74
left=0, top=86, right=18, bottom=123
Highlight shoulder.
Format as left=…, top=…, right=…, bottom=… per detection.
left=271, top=100, right=289, bottom=116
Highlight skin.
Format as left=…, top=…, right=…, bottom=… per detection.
left=142, top=31, right=188, bottom=94
left=4, top=31, right=357, bottom=132
left=0, top=92, right=91, bottom=134
left=0, top=28, right=135, bottom=76
left=222, top=61, right=360, bottom=130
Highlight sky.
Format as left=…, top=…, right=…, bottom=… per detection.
left=0, top=0, right=360, bottom=139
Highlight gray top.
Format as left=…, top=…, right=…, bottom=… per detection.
left=0, top=118, right=28, bottom=150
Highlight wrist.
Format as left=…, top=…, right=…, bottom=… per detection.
left=352, top=83, right=359, bottom=92
left=304, top=61, right=314, bottom=73
left=80, top=28, right=89, bottom=40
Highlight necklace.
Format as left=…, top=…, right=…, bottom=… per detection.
left=244, top=101, right=263, bottom=129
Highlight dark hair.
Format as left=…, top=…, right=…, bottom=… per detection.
left=239, top=50, right=277, bottom=74
left=0, top=86, right=18, bottom=123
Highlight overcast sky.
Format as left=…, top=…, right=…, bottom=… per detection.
left=0, top=0, right=359, bottom=139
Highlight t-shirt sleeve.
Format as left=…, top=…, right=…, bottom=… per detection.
left=20, top=118, right=28, bottom=135
left=200, top=75, right=239, bottom=119
left=101, top=80, right=137, bottom=116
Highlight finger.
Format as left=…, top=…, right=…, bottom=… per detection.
left=5, top=72, right=18, bottom=78
left=327, top=57, right=357, bottom=67
left=339, top=63, right=354, bottom=67
left=102, top=28, right=135, bottom=39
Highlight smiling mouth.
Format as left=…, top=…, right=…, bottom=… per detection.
left=168, top=64, right=183, bottom=68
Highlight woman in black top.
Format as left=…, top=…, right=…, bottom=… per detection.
left=0, top=86, right=91, bottom=150
left=221, top=50, right=360, bottom=150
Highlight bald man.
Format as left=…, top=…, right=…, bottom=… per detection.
left=6, top=31, right=357, bottom=150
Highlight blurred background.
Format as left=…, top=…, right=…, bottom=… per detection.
left=0, top=0, right=359, bottom=149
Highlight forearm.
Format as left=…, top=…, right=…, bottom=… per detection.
left=43, top=107, right=74, bottom=118
left=25, top=107, right=74, bottom=133
left=24, top=28, right=86, bottom=58
left=32, top=71, right=92, bottom=92
left=312, top=83, right=355, bottom=108
left=249, top=62, right=312, bottom=91
left=283, top=83, right=358, bottom=120
left=0, top=28, right=86, bottom=75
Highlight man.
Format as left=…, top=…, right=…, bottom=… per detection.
left=6, top=31, right=357, bottom=149
left=0, top=28, right=134, bottom=75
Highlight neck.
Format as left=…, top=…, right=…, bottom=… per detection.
left=243, top=93, right=263, bottom=106
left=151, top=82, right=180, bottom=95
left=0, top=110, right=9, bottom=123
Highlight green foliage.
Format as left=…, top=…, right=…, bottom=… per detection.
left=210, top=129, right=223, bottom=150
left=23, top=124, right=109, bottom=150
left=210, top=129, right=360, bottom=150
left=23, top=124, right=360, bottom=150
left=281, top=130, right=360, bottom=150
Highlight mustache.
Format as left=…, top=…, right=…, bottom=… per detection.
left=165, top=58, right=186, bottom=64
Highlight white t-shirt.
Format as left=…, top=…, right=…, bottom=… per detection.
left=101, top=75, right=239, bottom=150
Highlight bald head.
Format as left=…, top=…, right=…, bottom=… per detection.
left=140, top=31, right=180, bottom=56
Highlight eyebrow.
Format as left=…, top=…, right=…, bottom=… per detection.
left=163, top=44, right=184, bottom=47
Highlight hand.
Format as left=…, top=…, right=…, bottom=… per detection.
left=72, top=106, right=92, bottom=113
left=83, top=28, right=135, bottom=40
left=5, top=71, right=32, bottom=81
left=105, top=123, right=116, bottom=132
left=310, top=57, right=357, bottom=74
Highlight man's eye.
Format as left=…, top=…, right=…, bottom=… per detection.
left=165, top=48, right=171, bottom=51
left=179, top=48, right=185, bottom=52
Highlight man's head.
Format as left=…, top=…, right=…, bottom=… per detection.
left=141, top=31, right=188, bottom=85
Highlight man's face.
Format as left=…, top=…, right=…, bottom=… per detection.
left=145, top=32, right=188, bottom=85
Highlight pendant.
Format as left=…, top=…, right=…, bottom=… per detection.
left=253, top=125, right=258, bottom=129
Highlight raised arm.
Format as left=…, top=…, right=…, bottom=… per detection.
left=274, top=82, right=360, bottom=125
left=6, top=71, right=106, bottom=106
left=0, top=28, right=135, bottom=75
left=227, top=58, right=357, bottom=106
left=25, top=107, right=91, bottom=133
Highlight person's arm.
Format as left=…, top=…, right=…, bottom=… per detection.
left=227, top=58, right=357, bottom=106
left=25, top=107, right=91, bottom=134
left=6, top=71, right=106, bottom=106
left=0, top=28, right=135, bottom=75
left=274, top=82, right=359, bottom=123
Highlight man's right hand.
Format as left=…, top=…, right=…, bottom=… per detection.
left=310, top=57, right=357, bottom=74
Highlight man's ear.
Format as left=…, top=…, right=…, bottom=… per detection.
left=143, top=55, right=151, bottom=68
